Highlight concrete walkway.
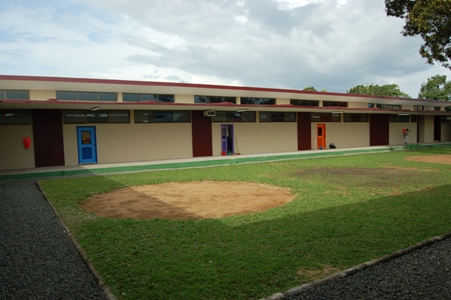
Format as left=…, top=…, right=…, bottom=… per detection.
left=4, top=143, right=450, bottom=180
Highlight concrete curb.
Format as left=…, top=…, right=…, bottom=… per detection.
left=259, top=231, right=451, bottom=300
left=2, top=143, right=450, bottom=180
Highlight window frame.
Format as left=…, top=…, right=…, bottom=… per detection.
left=57, top=91, right=118, bottom=101
left=134, top=110, right=190, bottom=123
left=62, top=110, right=131, bottom=124
left=259, top=112, right=296, bottom=122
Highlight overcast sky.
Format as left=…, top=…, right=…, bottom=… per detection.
left=1, top=0, right=450, bottom=98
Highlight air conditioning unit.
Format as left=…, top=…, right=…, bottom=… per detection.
left=203, top=110, right=216, bottom=117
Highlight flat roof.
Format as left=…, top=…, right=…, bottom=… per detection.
left=0, top=74, right=450, bottom=108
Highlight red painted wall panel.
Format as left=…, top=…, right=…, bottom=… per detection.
left=32, top=110, right=65, bottom=167
left=297, top=112, right=311, bottom=150
left=191, top=111, right=212, bottom=157
left=370, top=114, right=389, bottom=146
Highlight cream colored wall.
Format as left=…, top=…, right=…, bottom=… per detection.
left=423, top=115, right=435, bottom=142
left=310, top=122, right=369, bottom=149
left=63, top=125, right=78, bottom=166
left=277, top=98, right=290, bottom=105
left=212, top=122, right=298, bottom=155
left=175, top=94, right=194, bottom=103
left=30, top=90, right=56, bottom=100
left=389, top=123, right=416, bottom=145
left=0, top=126, right=35, bottom=170
left=441, top=123, right=451, bottom=142
left=63, top=123, right=193, bottom=166
left=347, top=102, right=368, bottom=109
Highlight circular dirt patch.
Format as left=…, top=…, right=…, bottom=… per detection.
left=405, top=154, right=451, bottom=165
left=80, top=181, right=295, bottom=220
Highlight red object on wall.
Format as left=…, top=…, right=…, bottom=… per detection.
left=23, top=137, right=31, bottom=149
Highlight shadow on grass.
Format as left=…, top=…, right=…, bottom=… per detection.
left=63, top=181, right=451, bottom=300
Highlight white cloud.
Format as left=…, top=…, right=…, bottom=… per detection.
left=0, top=0, right=449, bottom=98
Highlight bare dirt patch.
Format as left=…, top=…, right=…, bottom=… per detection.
left=80, top=181, right=295, bottom=220
left=405, top=154, right=451, bottom=165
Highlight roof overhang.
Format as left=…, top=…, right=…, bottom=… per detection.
left=0, top=74, right=450, bottom=108
left=1, top=99, right=450, bottom=116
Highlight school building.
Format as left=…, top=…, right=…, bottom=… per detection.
left=1, top=75, right=450, bottom=171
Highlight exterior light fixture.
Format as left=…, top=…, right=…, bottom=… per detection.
left=398, top=113, right=409, bottom=116
left=236, top=109, right=249, bottom=112
left=91, top=107, right=100, bottom=111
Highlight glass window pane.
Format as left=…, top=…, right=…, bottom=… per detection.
left=225, top=112, right=238, bottom=122
left=211, top=111, right=227, bottom=122
left=173, top=111, right=190, bottom=122
left=0, top=110, right=4, bottom=124
left=153, top=111, right=173, bottom=122
left=109, top=110, right=130, bottom=123
left=360, top=114, right=369, bottom=122
left=81, top=131, right=91, bottom=144
left=78, top=92, right=97, bottom=101
left=157, top=95, right=174, bottom=102
left=134, top=111, right=151, bottom=123
left=411, top=115, right=417, bottom=122
left=141, top=94, right=157, bottom=101
left=291, top=100, right=319, bottom=107
left=123, top=93, right=140, bottom=102
left=271, top=112, right=284, bottom=122
left=242, top=98, right=275, bottom=105
left=194, top=96, right=208, bottom=103
left=5, top=110, right=32, bottom=124
left=284, top=112, right=296, bottom=122
left=86, top=111, right=109, bottom=123
left=241, top=111, right=256, bottom=122
left=98, top=93, right=117, bottom=101
left=63, top=110, right=86, bottom=124
left=0, top=90, right=5, bottom=100
left=259, top=112, right=271, bottom=122
left=57, top=91, right=77, bottom=100
left=5, top=90, right=29, bottom=100
left=262, top=98, right=276, bottom=105
left=331, top=114, right=341, bottom=122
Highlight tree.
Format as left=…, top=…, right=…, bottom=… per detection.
left=385, top=0, right=451, bottom=69
left=418, top=75, right=451, bottom=100
left=418, top=74, right=451, bottom=111
left=303, top=86, right=317, bottom=91
left=347, top=84, right=411, bottom=98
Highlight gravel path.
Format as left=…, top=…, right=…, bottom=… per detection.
left=276, top=235, right=451, bottom=300
left=0, top=179, right=108, bottom=300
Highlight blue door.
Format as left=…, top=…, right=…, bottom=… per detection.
left=77, top=126, right=97, bottom=164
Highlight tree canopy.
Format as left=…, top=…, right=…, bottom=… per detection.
left=347, top=84, right=411, bottom=98
left=303, top=86, right=317, bottom=91
left=418, top=75, right=451, bottom=105
left=385, top=0, right=451, bottom=70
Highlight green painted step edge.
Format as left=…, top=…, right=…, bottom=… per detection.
left=1, top=143, right=450, bottom=180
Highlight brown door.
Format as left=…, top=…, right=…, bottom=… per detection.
left=191, top=111, right=212, bottom=157
left=317, top=124, right=326, bottom=149
left=297, top=112, right=311, bottom=150
left=32, top=109, right=65, bottom=167
left=370, top=114, right=389, bottom=146
left=434, top=116, right=441, bottom=141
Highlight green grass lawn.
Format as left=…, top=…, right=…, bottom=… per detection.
left=39, top=148, right=451, bottom=300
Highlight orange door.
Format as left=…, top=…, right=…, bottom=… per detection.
left=317, top=124, right=326, bottom=149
